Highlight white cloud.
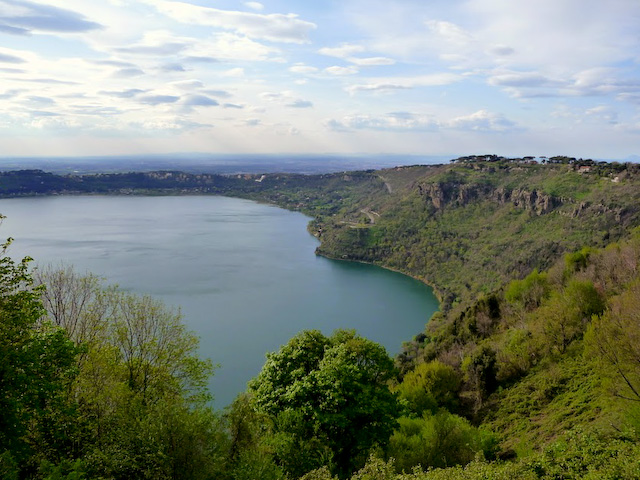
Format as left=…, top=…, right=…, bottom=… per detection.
left=144, top=0, right=316, bottom=44
left=346, top=73, right=460, bottom=95
left=447, top=110, right=517, bottom=132
left=0, top=0, right=102, bottom=35
left=585, top=105, right=618, bottom=124
left=318, top=44, right=365, bottom=58
left=570, top=68, right=640, bottom=98
left=191, top=33, right=281, bottom=62
left=289, top=63, right=319, bottom=74
left=28, top=116, right=83, bottom=131
left=350, top=0, right=640, bottom=101
left=327, top=109, right=516, bottom=133
left=327, top=112, right=437, bottom=131
left=325, top=66, right=358, bottom=76
left=350, top=57, right=395, bottom=66
left=170, top=79, right=205, bottom=91
left=0, top=51, right=25, bottom=63
left=133, top=117, right=211, bottom=132
left=222, top=67, right=245, bottom=77
left=99, top=88, right=146, bottom=98
left=114, top=30, right=189, bottom=55
left=425, top=20, right=473, bottom=46
left=203, top=89, right=233, bottom=98
left=138, top=94, right=180, bottom=105
left=260, top=91, right=285, bottom=101
left=489, top=72, right=563, bottom=89
left=488, top=45, right=515, bottom=57
left=464, top=0, right=640, bottom=71
left=244, top=2, right=264, bottom=12
left=287, top=99, right=313, bottom=108
left=488, top=66, right=640, bottom=100
left=112, top=67, right=145, bottom=78
left=319, top=43, right=395, bottom=67
left=259, top=90, right=313, bottom=109
left=22, top=95, right=56, bottom=107
left=0, top=0, right=638, bottom=157
left=346, top=83, right=408, bottom=95
left=617, top=93, right=640, bottom=104
left=182, top=94, right=219, bottom=107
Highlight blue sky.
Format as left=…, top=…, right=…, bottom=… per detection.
left=1, top=0, right=639, bottom=158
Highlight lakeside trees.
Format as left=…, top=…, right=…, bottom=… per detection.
left=0, top=237, right=79, bottom=478
left=1, top=259, right=226, bottom=479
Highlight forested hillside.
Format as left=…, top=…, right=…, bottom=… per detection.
left=304, top=160, right=640, bottom=312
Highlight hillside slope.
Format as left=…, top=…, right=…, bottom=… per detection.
left=306, top=161, right=640, bottom=312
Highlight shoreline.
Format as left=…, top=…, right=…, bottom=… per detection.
left=300, top=216, right=444, bottom=316
left=313, top=249, right=443, bottom=317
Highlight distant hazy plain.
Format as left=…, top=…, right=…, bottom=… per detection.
left=0, top=196, right=439, bottom=406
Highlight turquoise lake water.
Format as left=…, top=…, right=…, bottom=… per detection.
left=0, top=195, right=439, bottom=407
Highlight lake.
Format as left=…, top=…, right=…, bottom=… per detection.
left=0, top=195, right=439, bottom=407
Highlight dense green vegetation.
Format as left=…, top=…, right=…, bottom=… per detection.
left=1, top=260, right=226, bottom=480
left=3, top=158, right=640, bottom=478
left=300, top=231, right=640, bottom=479
left=5, top=234, right=640, bottom=479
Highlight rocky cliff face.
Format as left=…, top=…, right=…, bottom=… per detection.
left=418, top=182, right=559, bottom=216
left=570, top=201, right=626, bottom=222
left=416, top=181, right=632, bottom=223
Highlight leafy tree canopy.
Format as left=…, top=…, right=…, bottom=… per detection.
left=0, top=236, right=79, bottom=474
left=249, top=329, right=400, bottom=478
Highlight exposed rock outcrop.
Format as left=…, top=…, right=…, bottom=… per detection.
left=571, top=201, right=625, bottom=222
left=418, top=182, right=559, bottom=216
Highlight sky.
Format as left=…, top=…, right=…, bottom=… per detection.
left=1, top=0, right=640, bottom=159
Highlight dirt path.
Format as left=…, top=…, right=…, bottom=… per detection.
left=360, top=208, right=380, bottom=224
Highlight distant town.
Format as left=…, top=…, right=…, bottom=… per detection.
left=450, top=154, right=637, bottom=178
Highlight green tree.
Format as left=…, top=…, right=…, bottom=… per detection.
left=585, top=279, right=640, bottom=403
left=540, top=279, right=604, bottom=354
left=224, top=393, right=284, bottom=480
left=35, top=267, right=224, bottom=480
left=0, top=237, right=79, bottom=476
left=497, top=327, right=539, bottom=382
left=461, top=345, right=498, bottom=412
left=249, top=330, right=400, bottom=478
left=388, top=411, right=497, bottom=472
left=564, top=247, right=595, bottom=275
left=77, top=292, right=219, bottom=480
left=505, top=269, right=550, bottom=311
left=394, top=361, right=460, bottom=416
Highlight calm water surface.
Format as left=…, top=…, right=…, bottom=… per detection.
left=0, top=196, right=438, bottom=406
